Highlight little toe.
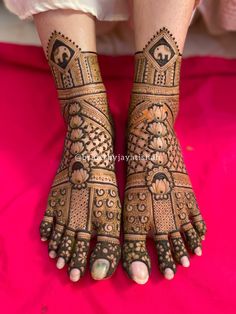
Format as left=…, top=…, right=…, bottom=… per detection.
left=155, top=234, right=176, bottom=278
left=129, top=261, right=149, bottom=285
left=40, top=216, right=54, bottom=241
left=194, top=246, right=202, bottom=256
left=123, top=237, right=151, bottom=283
left=90, top=238, right=121, bottom=280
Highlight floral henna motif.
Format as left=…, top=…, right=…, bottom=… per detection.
left=40, top=32, right=121, bottom=279
left=123, top=28, right=207, bottom=278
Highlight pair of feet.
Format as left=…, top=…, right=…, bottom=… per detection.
left=40, top=29, right=206, bottom=284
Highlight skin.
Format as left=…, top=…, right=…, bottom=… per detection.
left=34, top=10, right=121, bottom=282
left=125, top=0, right=204, bottom=284
left=34, top=2, right=206, bottom=284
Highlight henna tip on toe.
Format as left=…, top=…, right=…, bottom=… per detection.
left=70, top=269, right=81, bottom=282
left=41, top=237, right=47, bottom=242
left=49, top=250, right=57, bottom=259
left=164, top=268, right=174, bottom=280
left=194, top=247, right=202, bottom=256
left=91, top=259, right=109, bottom=280
left=180, top=256, right=190, bottom=268
left=129, top=261, right=149, bottom=285
left=56, top=257, right=66, bottom=269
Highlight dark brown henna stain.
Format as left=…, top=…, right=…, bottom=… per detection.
left=123, top=28, right=207, bottom=277
left=40, top=31, right=121, bottom=279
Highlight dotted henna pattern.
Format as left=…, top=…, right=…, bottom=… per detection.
left=40, top=31, right=121, bottom=279
left=123, top=28, right=207, bottom=277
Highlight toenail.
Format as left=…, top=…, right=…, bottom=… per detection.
left=129, top=261, right=149, bottom=285
left=70, top=269, right=81, bottom=282
left=41, top=237, right=47, bottom=242
left=180, top=256, right=190, bottom=267
left=91, top=259, right=109, bottom=280
left=194, top=247, right=202, bottom=256
left=49, top=250, right=56, bottom=259
left=56, top=257, right=65, bottom=269
left=164, top=268, right=174, bottom=280
left=201, top=235, right=205, bottom=240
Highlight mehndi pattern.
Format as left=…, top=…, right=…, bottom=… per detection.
left=40, top=31, right=121, bottom=279
left=123, top=28, right=207, bottom=277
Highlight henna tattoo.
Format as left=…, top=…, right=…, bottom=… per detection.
left=40, top=31, right=121, bottom=279
left=123, top=28, right=207, bottom=278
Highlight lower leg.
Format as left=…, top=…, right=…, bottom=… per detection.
left=35, top=10, right=121, bottom=282
left=123, top=0, right=205, bottom=284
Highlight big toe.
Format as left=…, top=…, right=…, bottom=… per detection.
left=91, top=259, right=110, bottom=280
left=129, top=261, right=149, bottom=285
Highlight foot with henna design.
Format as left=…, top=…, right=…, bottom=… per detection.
left=39, top=31, right=121, bottom=282
left=122, top=27, right=207, bottom=284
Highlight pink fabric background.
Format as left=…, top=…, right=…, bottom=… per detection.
left=0, top=43, right=235, bottom=314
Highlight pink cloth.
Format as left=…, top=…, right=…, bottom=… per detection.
left=0, top=43, right=236, bottom=314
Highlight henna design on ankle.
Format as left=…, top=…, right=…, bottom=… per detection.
left=40, top=31, right=121, bottom=279
left=123, top=28, right=207, bottom=278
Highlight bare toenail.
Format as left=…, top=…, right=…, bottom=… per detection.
left=201, top=235, right=205, bottom=240
left=91, top=259, right=109, bottom=280
left=41, top=237, right=47, bottom=242
left=180, top=256, right=190, bottom=267
left=56, top=257, right=65, bottom=269
left=194, top=247, right=202, bottom=256
left=70, top=269, right=81, bottom=282
left=49, top=250, right=56, bottom=259
left=129, top=261, right=149, bottom=285
left=164, top=268, right=174, bottom=280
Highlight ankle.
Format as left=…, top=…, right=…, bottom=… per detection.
left=46, top=31, right=108, bottom=120
left=130, top=28, right=182, bottom=121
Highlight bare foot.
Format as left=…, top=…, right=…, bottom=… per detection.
left=122, top=28, right=206, bottom=284
left=40, top=32, right=121, bottom=281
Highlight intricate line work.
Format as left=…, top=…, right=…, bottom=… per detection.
left=40, top=31, right=121, bottom=279
left=123, top=28, right=207, bottom=277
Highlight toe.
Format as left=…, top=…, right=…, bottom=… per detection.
left=123, top=236, right=151, bottom=282
left=192, top=215, right=207, bottom=239
left=56, top=257, right=66, bottom=269
left=164, top=268, right=175, bottom=280
left=91, top=259, right=110, bottom=280
left=69, top=268, right=81, bottom=282
left=49, top=250, right=57, bottom=259
left=40, top=216, right=54, bottom=241
left=155, top=234, right=176, bottom=278
left=48, top=224, right=64, bottom=256
left=183, top=223, right=202, bottom=254
left=57, top=229, right=76, bottom=267
left=194, top=246, right=202, bottom=256
left=180, top=256, right=190, bottom=267
left=90, top=237, right=121, bottom=280
left=129, top=261, right=149, bottom=285
left=170, top=231, right=189, bottom=266
left=68, top=232, right=90, bottom=280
